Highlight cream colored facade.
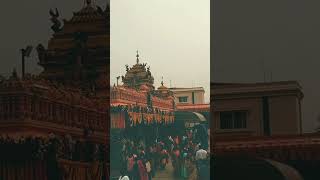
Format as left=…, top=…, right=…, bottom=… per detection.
left=211, top=81, right=303, bottom=137
left=169, top=87, right=205, bottom=105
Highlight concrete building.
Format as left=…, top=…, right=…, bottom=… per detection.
left=211, top=81, right=303, bottom=137
left=170, top=87, right=205, bottom=105
left=170, top=87, right=210, bottom=140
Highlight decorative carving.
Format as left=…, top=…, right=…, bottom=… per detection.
left=73, top=32, right=88, bottom=51
left=97, top=6, right=104, bottom=16
left=63, top=134, right=74, bottom=160
left=121, top=53, right=155, bottom=90
left=49, top=8, right=62, bottom=33
left=36, top=44, right=46, bottom=62
left=116, top=76, right=120, bottom=86
left=121, top=76, right=125, bottom=82
left=147, top=66, right=151, bottom=76
left=105, top=4, right=110, bottom=14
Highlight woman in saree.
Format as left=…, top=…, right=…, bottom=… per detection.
left=137, top=157, right=149, bottom=180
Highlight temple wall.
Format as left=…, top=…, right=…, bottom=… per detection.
left=0, top=92, right=108, bottom=138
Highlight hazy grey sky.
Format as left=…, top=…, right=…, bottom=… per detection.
left=212, top=0, right=320, bottom=132
left=111, top=0, right=210, bottom=102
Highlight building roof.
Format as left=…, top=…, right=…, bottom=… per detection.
left=176, top=103, right=210, bottom=112
left=174, top=111, right=207, bottom=123
left=211, top=81, right=303, bottom=99
left=213, top=133, right=320, bottom=153
left=211, top=81, right=302, bottom=89
left=169, top=87, right=205, bottom=92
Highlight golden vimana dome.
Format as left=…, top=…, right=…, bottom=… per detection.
left=119, top=51, right=174, bottom=99
left=122, top=51, right=155, bottom=90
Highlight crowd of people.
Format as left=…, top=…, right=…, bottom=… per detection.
left=118, top=128, right=210, bottom=180
left=170, top=129, right=210, bottom=180
left=0, top=133, right=107, bottom=162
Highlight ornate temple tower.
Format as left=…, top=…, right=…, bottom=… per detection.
left=37, top=0, right=109, bottom=98
left=121, top=51, right=155, bottom=91
left=0, top=1, right=110, bottom=179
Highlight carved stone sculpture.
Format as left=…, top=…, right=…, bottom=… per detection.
left=36, top=44, right=46, bottom=62
left=49, top=8, right=62, bottom=33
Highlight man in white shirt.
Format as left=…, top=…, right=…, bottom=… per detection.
left=119, top=175, right=129, bottom=180
left=119, top=169, right=130, bottom=180
left=195, top=145, right=208, bottom=161
left=195, top=145, right=209, bottom=180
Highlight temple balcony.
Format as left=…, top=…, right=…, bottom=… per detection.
left=0, top=77, right=108, bottom=144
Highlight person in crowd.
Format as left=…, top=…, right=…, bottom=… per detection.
left=137, top=157, right=149, bottom=180
left=160, top=147, right=169, bottom=169
left=148, top=145, right=156, bottom=177
left=119, top=169, right=130, bottom=180
left=131, top=155, right=140, bottom=180
left=171, top=146, right=181, bottom=177
left=127, top=153, right=135, bottom=179
left=195, top=145, right=208, bottom=162
left=195, top=145, right=209, bottom=179
left=180, top=152, right=188, bottom=179
left=198, top=155, right=210, bottom=180
left=119, top=125, right=210, bottom=180
left=145, top=158, right=152, bottom=180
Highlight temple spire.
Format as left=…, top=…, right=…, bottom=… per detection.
left=161, top=76, right=164, bottom=86
left=136, top=50, right=139, bottom=64
left=85, top=0, right=92, bottom=6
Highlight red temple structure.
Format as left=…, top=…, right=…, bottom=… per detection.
left=110, top=53, right=176, bottom=174
left=0, top=1, right=109, bottom=180
left=110, top=52, right=175, bottom=132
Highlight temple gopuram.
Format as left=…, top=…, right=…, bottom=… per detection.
left=0, top=1, right=109, bottom=180
left=110, top=53, right=176, bottom=172
left=110, top=52, right=175, bottom=139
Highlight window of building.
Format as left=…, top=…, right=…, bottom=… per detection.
left=220, top=111, right=247, bottom=129
left=178, top=96, right=188, bottom=103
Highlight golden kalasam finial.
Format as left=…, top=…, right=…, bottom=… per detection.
left=136, top=50, right=139, bottom=64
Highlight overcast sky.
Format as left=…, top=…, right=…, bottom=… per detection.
left=111, top=0, right=210, bottom=102
left=212, top=0, right=320, bottom=132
